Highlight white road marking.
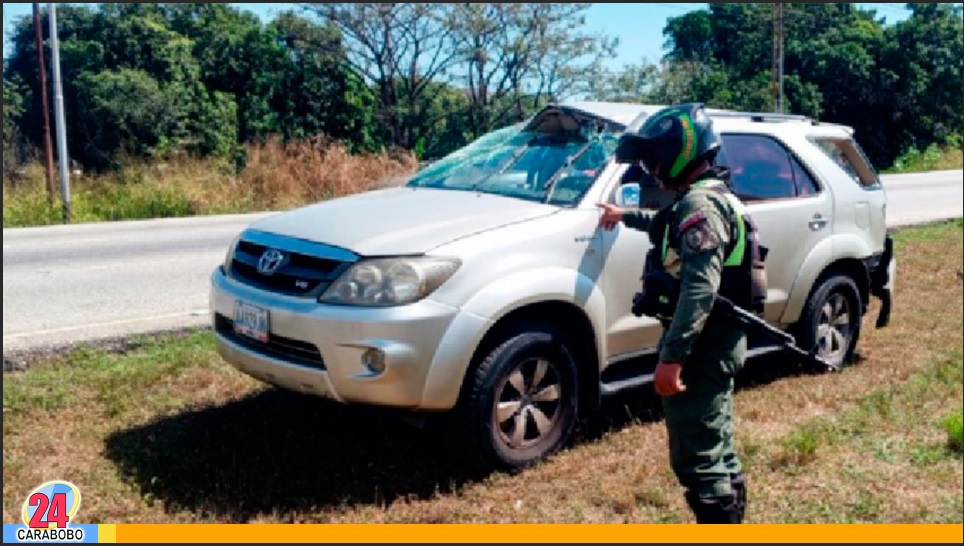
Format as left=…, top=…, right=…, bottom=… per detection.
left=2, top=309, right=211, bottom=341
left=3, top=237, right=120, bottom=249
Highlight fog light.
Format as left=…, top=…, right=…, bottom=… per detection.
left=361, top=348, right=386, bottom=375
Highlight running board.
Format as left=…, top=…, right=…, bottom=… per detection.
left=599, top=343, right=789, bottom=397
left=601, top=373, right=655, bottom=396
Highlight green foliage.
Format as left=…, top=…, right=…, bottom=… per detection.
left=601, top=2, right=964, bottom=171
left=73, top=69, right=184, bottom=166
left=945, top=410, right=963, bottom=455
left=3, top=76, right=28, bottom=174
left=1, top=166, right=200, bottom=227
left=886, top=133, right=964, bottom=173
left=2, top=3, right=382, bottom=171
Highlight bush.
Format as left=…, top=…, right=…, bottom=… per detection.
left=2, top=138, right=418, bottom=228
left=944, top=410, right=963, bottom=455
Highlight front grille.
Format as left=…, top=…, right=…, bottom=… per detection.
left=215, top=313, right=326, bottom=370
left=227, top=233, right=355, bottom=298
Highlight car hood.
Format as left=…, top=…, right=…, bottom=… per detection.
left=247, top=187, right=559, bottom=256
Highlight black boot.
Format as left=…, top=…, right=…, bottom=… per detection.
left=684, top=490, right=743, bottom=524
left=730, top=473, right=747, bottom=522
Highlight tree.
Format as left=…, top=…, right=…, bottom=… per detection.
left=585, top=61, right=661, bottom=103
left=449, top=3, right=619, bottom=138
left=269, top=10, right=375, bottom=151
left=3, top=3, right=376, bottom=170
left=301, top=3, right=461, bottom=149
left=3, top=77, right=28, bottom=178
left=883, top=3, right=964, bottom=160
left=657, top=2, right=963, bottom=168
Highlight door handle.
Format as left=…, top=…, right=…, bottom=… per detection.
left=809, top=213, right=828, bottom=231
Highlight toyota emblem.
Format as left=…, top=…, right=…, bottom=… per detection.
left=257, top=248, right=287, bottom=276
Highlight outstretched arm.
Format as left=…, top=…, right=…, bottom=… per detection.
left=596, top=203, right=657, bottom=232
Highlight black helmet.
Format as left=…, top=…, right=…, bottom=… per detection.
left=614, top=102, right=721, bottom=187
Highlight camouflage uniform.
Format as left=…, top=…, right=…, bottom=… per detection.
left=622, top=174, right=748, bottom=523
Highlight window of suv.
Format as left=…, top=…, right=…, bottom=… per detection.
left=808, top=136, right=882, bottom=189
left=716, top=134, right=820, bottom=201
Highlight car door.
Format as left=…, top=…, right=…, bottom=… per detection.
left=716, top=133, right=833, bottom=324
left=596, top=166, right=678, bottom=361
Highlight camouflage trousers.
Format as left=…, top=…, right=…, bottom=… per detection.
left=660, top=321, right=747, bottom=499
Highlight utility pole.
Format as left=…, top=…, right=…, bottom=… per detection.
left=778, top=2, right=785, bottom=114
left=47, top=3, right=70, bottom=223
left=32, top=3, right=56, bottom=207
left=771, top=3, right=785, bottom=113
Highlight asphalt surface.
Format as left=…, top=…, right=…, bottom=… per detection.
left=3, top=170, right=962, bottom=356
left=878, top=170, right=963, bottom=227
left=3, top=212, right=273, bottom=356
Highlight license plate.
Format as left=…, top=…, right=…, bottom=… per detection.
left=234, top=300, right=269, bottom=343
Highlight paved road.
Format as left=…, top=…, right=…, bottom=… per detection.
left=877, top=170, right=963, bottom=227
left=3, top=212, right=273, bottom=355
left=3, top=170, right=962, bottom=355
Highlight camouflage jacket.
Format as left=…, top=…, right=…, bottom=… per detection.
left=622, top=176, right=740, bottom=364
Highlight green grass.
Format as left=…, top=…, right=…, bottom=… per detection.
left=3, top=140, right=416, bottom=228
left=890, top=217, right=963, bottom=250
left=776, top=350, right=963, bottom=523
left=2, top=331, right=223, bottom=417
left=2, top=161, right=252, bottom=228
left=945, top=410, right=964, bottom=455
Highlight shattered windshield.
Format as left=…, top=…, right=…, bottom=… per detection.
left=406, top=119, right=620, bottom=206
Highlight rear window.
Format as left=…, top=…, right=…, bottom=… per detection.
left=808, top=137, right=881, bottom=188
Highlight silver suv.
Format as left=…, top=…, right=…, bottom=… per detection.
left=209, top=101, right=896, bottom=472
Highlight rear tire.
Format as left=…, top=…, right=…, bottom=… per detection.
left=449, top=321, right=579, bottom=474
left=793, top=273, right=863, bottom=371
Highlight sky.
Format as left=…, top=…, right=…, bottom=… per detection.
left=0, top=2, right=940, bottom=70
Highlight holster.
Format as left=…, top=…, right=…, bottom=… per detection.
left=632, top=251, right=680, bottom=321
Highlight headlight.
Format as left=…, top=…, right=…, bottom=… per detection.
left=318, top=256, right=461, bottom=307
left=222, top=235, right=241, bottom=273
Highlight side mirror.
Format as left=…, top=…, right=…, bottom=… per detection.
left=615, top=183, right=641, bottom=208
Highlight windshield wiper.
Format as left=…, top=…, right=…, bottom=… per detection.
left=542, top=139, right=598, bottom=204
left=470, top=136, right=538, bottom=192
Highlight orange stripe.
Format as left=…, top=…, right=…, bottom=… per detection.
left=114, top=523, right=964, bottom=543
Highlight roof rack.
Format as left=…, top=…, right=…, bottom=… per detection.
left=707, top=110, right=816, bottom=124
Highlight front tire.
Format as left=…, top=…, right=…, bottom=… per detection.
left=794, top=273, right=863, bottom=370
left=451, top=321, right=579, bottom=474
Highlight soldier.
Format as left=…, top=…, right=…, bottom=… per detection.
left=597, top=102, right=756, bottom=524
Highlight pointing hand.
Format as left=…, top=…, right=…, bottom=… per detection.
left=596, top=203, right=624, bottom=231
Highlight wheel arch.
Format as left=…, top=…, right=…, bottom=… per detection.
left=458, top=300, right=602, bottom=417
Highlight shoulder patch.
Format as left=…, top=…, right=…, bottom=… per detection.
left=680, top=217, right=720, bottom=253
left=678, top=211, right=704, bottom=233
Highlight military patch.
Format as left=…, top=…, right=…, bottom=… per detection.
left=678, top=211, right=704, bottom=233
left=682, top=220, right=719, bottom=253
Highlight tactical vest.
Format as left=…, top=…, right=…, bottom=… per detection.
left=631, top=177, right=769, bottom=322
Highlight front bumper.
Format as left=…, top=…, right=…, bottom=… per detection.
left=209, top=266, right=486, bottom=410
